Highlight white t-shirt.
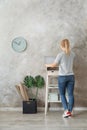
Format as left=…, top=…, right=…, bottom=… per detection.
left=54, top=51, right=75, bottom=76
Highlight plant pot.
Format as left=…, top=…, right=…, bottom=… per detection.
left=23, top=99, right=37, bottom=114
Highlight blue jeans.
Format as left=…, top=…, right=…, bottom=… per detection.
left=58, top=75, right=75, bottom=112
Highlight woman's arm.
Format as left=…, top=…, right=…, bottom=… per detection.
left=45, top=63, right=57, bottom=68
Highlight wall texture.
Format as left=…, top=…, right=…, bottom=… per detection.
left=0, top=0, right=87, bottom=107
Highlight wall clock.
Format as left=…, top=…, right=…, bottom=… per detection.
left=12, top=37, right=27, bottom=52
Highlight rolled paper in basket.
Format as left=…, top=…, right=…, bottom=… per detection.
left=18, top=83, right=27, bottom=101
left=15, top=85, right=24, bottom=100
left=20, top=83, right=29, bottom=101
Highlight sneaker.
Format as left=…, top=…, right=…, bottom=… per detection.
left=63, top=111, right=72, bottom=118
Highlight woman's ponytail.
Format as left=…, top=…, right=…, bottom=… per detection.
left=65, top=40, right=70, bottom=55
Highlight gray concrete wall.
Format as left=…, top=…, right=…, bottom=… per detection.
left=0, top=0, right=87, bottom=107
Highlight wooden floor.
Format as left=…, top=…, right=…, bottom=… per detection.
left=0, top=110, right=87, bottom=130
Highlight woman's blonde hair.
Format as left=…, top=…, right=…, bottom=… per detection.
left=61, top=39, right=70, bottom=54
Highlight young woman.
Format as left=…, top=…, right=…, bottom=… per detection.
left=45, top=39, right=75, bottom=118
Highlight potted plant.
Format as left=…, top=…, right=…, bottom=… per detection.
left=23, top=75, right=45, bottom=114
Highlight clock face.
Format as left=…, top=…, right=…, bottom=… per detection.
left=12, top=37, right=27, bottom=52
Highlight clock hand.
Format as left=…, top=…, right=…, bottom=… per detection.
left=14, top=41, right=19, bottom=45
left=14, top=41, right=21, bottom=45
left=17, top=41, right=21, bottom=45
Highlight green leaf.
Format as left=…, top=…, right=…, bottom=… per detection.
left=23, top=76, right=35, bottom=88
left=34, top=75, right=45, bottom=88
